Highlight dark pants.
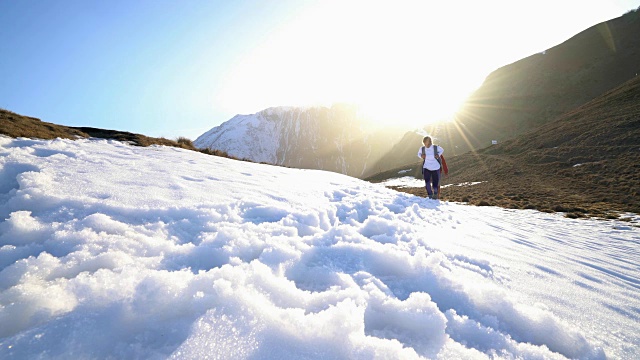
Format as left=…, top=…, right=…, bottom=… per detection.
left=423, top=169, right=440, bottom=195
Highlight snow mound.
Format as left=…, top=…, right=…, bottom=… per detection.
left=1, top=136, right=638, bottom=359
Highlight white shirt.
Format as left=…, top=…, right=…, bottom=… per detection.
left=417, top=145, right=443, bottom=171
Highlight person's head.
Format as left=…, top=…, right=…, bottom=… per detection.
left=422, top=136, right=432, bottom=147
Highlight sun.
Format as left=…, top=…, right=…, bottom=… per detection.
left=351, top=82, right=472, bottom=130
left=217, top=1, right=487, bottom=130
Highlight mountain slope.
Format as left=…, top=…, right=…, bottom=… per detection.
left=369, top=9, right=640, bottom=173
left=457, top=8, right=640, bottom=142
left=368, top=75, right=640, bottom=217
left=195, top=105, right=404, bottom=178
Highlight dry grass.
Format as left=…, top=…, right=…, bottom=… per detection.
left=0, top=109, right=241, bottom=161
left=1, top=109, right=88, bottom=139
left=176, top=137, right=194, bottom=147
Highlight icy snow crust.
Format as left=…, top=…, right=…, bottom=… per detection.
left=379, top=176, right=485, bottom=189
left=0, top=136, right=639, bottom=359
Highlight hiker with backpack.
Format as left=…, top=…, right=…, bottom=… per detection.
left=418, top=136, right=446, bottom=199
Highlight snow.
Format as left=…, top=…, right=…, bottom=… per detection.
left=1, top=136, right=639, bottom=359
left=442, top=181, right=485, bottom=188
left=379, top=176, right=484, bottom=190
left=380, top=176, right=426, bottom=188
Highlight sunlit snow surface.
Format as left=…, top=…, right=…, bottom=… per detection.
left=379, top=175, right=484, bottom=189
left=1, top=137, right=639, bottom=359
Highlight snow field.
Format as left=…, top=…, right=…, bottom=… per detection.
left=0, top=136, right=638, bottom=359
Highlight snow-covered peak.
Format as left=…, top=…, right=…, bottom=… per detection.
left=194, top=112, right=281, bottom=163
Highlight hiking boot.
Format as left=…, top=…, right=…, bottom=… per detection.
left=432, top=192, right=439, bottom=200
left=427, top=194, right=433, bottom=199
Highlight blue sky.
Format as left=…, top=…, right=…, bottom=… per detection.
left=1, top=0, right=639, bottom=139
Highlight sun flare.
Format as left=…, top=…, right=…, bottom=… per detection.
left=217, top=0, right=518, bottom=129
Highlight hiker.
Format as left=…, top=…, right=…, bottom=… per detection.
left=418, top=136, right=444, bottom=199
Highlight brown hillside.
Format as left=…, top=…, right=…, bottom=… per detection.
left=457, top=8, right=640, bottom=148
left=368, top=75, right=640, bottom=219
